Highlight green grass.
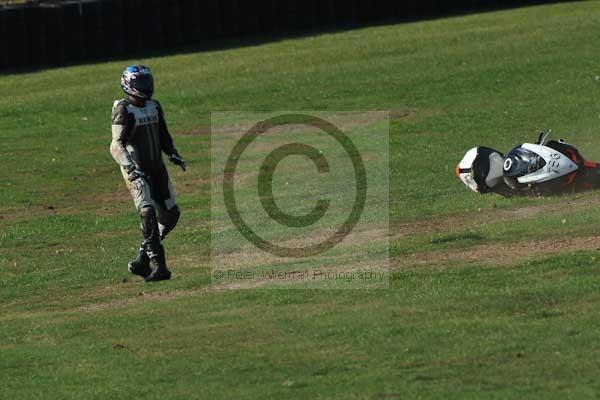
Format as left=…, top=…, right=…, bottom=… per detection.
left=3, top=1, right=600, bottom=398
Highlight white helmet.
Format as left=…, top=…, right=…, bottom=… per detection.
left=456, top=147, right=504, bottom=193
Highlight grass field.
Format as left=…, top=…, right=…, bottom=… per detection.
left=3, top=1, right=600, bottom=398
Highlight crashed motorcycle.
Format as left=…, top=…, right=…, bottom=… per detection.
left=456, top=131, right=600, bottom=197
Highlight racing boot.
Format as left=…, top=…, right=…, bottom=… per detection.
left=145, top=246, right=171, bottom=282
left=128, top=247, right=151, bottom=278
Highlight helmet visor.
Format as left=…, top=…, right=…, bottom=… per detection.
left=131, top=74, right=154, bottom=99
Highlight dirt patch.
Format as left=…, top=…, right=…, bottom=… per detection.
left=208, top=111, right=389, bottom=138
left=0, top=205, right=59, bottom=222
left=395, top=235, right=600, bottom=269
left=393, top=196, right=600, bottom=238
left=71, top=225, right=390, bottom=313
left=75, top=255, right=389, bottom=314
left=0, top=181, right=132, bottom=222
left=179, top=126, right=211, bottom=136
left=212, top=225, right=389, bottom=269
left=217, top=258, right=388, bottom=291
left=73, top=286, right=210, bottom=313
left=175, top=175, right=210, bottom=195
